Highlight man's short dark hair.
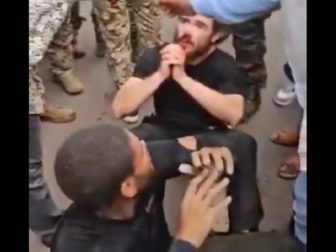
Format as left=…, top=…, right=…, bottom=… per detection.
left=54, top=124, right=133, bottom=208
left=213, top=21, right=230, bottom=44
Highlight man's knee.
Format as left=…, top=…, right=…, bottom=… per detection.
left=229, top=130, right=257, bottom=154
left=130, top=123, right=169, bottom=141
left=197, top=130, right=257, bottom=155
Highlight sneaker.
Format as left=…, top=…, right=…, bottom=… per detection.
left=273, top=86, right=296, bottom=106
left=122, top=111, right=139, bottom=124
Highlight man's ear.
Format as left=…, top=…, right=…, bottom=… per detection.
left=211, top=33, right=222, bottom=44
left=120, top=176, right=138, bottom=198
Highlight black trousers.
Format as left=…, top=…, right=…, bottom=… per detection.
left=131, top=122, right=263, bottom=232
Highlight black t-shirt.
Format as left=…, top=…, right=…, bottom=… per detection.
left=133, top=47, right=252, bottom=130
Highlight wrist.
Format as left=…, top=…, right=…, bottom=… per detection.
left=175, top=230, right=202, bottom=249
left=150, top=72, right=166, bottom=86
left=174, top=73, right=189, bottom=85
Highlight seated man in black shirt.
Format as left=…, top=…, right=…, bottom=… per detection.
left=111, top=14, right=261, bottom=232
left=51, top=124, right=233, bottom=252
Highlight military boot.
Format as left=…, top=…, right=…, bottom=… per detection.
left=95, top=42, right=106, bottom=58
left=53, top=71, right=84, bottom=95
left=240, top=85, right=261, bottom=124
left=41, top=101, right=76, bottom=123
left=73, top=47, right=86, bottom=59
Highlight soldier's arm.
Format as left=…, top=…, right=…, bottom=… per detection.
left=111, top=47, right=162, bottom=118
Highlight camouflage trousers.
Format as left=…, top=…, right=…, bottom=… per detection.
left=70, top=1, right=105, bottom=48
left=47, top=11, right=74, bottom=76
left=224, top=17, right=268, bottom=123
left=92, top=0, right=162, bottom=88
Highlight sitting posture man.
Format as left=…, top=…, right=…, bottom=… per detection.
left=111, top=14, right=261, bottom=232
left=112, top=14, right=251, bottom=132
left=52, top=124, right=260, bottom=252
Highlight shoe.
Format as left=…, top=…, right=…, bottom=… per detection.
left=41, top=233, right=54, bottom=248
left=53, top=71, right=84, bottom=95
left=122, top=111, right=139, bottom=124
left=95, top=42, right=106, bottom=58
left=73, top=48, right=86, bottom=59
left=41, top=102, right=76, bottom=123
left=273, top=86, right=296, bottom=106
left=40, top=213, right=64, bottom=248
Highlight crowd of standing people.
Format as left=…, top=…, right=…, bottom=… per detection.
left=29, top=0, right=306, bottom=251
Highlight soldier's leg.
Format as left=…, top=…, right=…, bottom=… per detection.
left=127, top=0, right=139, bottom=62
left=29, top=115, right=63, bottom=246
left=91, top=8, right=106, bottom=58
left=131, top=0, right=162, bottom=60
left=92, top=0, right=132, bottom=91
left=70, top=1, right=86, bottom=59
left=231, top=18, right=267, bottom=122
left=31, top=66, right=76, bottom=124
left=48, top=14, right=84, bottom=95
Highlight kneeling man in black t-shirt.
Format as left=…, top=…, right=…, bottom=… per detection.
left=112, top=14, right=262, bottom=232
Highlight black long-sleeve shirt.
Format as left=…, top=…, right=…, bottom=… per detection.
left=51, top=140, right=197, bottom=252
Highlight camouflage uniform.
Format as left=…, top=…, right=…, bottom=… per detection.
left=92, top=0, right=162, bottom=88
left=70, top=1, right=105, bottom=53
left=29, top=0, right=74, bottom=236
left=46, top=3, right=84, bottom=95
left=29, top=0, right=75, bottom=115
left=220, top=17, right=267, bottom=123
left=47, top=11, right=74, bottom=77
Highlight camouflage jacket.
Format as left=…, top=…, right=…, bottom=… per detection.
left=29, top=0, right=75, bottom=114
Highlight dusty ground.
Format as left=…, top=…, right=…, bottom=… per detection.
left=29, top=2, right=301, bottom=251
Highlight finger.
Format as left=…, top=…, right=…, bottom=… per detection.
left=220, top=147, right=234, bottom=175
left=183, top=169, right=209, bottom=205
left=203, top=177, right=230, bottom=206
left=210, top=196, right=232, bottom=216
left=211, top=151, right=224, bottom=172
left=161, top=54, right=174, bottom=61
left=160, top=45, right=176, bottom=54
left=200, top=148, right=211, bottom=167
left=166, top=58, right=181, bottom=66
left=191, top=151, right=202, bottom=168
left=195, top=168, right=220, bottom=200
left=161, top=53, right=180, bottom=61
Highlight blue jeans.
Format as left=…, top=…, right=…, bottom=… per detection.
left=293, top=171, right=307, bottom=245
left=29, top=115, right=62, bottom=235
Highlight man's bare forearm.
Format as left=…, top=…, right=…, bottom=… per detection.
left=111, top=73, right=165, bottom=118
left=177, top=76, right=244, bottom=127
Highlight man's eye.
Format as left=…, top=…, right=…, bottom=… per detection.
left=195, top=23, right=206, bottom=29
left=179, top=17, right=189, bottom=23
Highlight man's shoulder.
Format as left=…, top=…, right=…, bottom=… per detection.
left=210, top=49, right=237, bottom=67
left=139, top=46, right=161, bottom=61
left=134, top=46, right=162, bottom=78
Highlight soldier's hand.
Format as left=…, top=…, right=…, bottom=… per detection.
left=176, top=169, right=232, bottom=248
left=159, top=0, right=195, bottom=17
left=191, top=147, right=234, bottom=175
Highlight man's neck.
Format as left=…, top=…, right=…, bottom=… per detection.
left=187, top=46, right=216, bottom=66
left=99, top=198, right=137, bottom=220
